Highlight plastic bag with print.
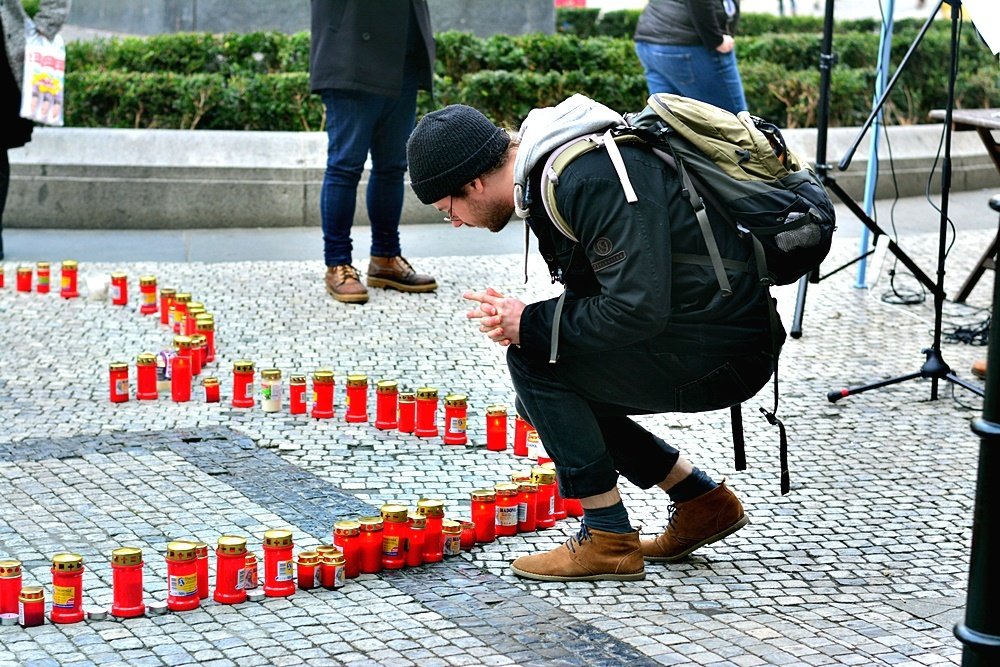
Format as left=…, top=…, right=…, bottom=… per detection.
left=19, top=18, right=66, bottom=126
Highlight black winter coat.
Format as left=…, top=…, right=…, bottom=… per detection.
left=519, top=143, right=776, bottom=362
left=309, top=0, right=434, bottom=96
left=633, top=0, right=740, bottom=50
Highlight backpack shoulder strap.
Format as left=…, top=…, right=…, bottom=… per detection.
left=541, top=130, right=642, bottom=242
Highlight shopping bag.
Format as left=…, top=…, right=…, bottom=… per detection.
left=19, top=18, right=66, bottom=127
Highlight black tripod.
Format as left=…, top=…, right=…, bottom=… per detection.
left=791, top=0, right=982, bottom=402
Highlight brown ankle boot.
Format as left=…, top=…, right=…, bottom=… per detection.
left=324, top=265, right=369, bottom=304
left=641, top=481, right=748, bottom=563
left=510, top=525, right=645, bottom=582
left=366, top=255, right=437, bottom=293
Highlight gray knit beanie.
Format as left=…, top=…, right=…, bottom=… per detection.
left=407, top=105, right=510, bottom=205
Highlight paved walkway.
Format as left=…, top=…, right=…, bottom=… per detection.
left=0, top=189, right=998, bottom=665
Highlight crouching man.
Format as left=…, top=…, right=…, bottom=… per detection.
left=405, top=98, right=783, bottom=581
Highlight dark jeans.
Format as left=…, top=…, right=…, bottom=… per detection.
left=319, top=73, right=419, bottom=267
left=507, top=342, right=775, bottom=499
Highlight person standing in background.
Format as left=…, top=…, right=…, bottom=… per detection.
left=633, top=0, right=747, bottom=115
left=0, top=0, right=71, bottom=260
left=309, top=0, right=438, bottom=304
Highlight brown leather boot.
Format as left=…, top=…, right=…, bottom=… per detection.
left=510, top=525, right=645, bottom=582
left=366, top=255, right=437, bottom=293
left=972, top=359, right=987, bottom=380
left=641, top=481, right=748, bottom=563
left=324, top=265, right=369, bottom=304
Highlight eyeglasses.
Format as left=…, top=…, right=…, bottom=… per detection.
left=443, top=196, right=454, bottom=223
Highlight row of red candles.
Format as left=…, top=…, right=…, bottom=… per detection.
left=0, top=475, right=582, bottom=628
left=1, top=263, right=531, bottom=452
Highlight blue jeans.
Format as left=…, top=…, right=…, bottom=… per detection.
left=634, top=40, right=748, bottom=115
left=507, top=342, right=775, bottom=499
left=319, top=75, right=418, bottom=267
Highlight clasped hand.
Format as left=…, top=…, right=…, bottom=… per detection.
left=464, top=287, right=525, bottom=347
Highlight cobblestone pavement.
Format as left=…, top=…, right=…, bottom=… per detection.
left=0, top=224, right=993, bottom=666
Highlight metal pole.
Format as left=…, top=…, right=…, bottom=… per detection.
left=956, top=258, right=1000, bottom=663
left=855, top=0, right=895, bottom=288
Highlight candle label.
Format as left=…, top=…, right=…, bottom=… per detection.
left=168, top=574, right=197, bottom=597
left=275, top=560, right=293, bottom=582
left=38, top=275, right=50, bottom=288
left=313, top=567, right=322, bottom=588
left=61, top=275, right=70, bottom=289
left=382, top=536, right=400, bottom=557
left=235, top=568, right=250, bottom=590
left=110, top=284, right=121, bottom=302
left=143, top=291, right=156, bottom=305
left=18, top=601, right=25, bottom=625
left=550, top=496, right=556, bottom=515
left=443, top=535, right=461, bottom=556
left=116, top=379, right=129, bottom=395
left=262, top=384, right=282, bottom=401
left=517, top=502, right=528, bottom=523
left=448, top=417, right=466, bottom=433
left=245, top=382, right=255, bottom=398
left=52, top=585, right=75, bottom=609
left=496, top=505, right=518, bottom=527
left=333, top=564, right=345, bottom=589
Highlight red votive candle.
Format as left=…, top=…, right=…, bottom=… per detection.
left=16, top=266, right=31, bottom=292
left=485, top=404, right=508, bottom=451
left=203, top=376, right=220, bottom=403
left=414, top=387, right=439, bottom=438
left=398, top=391, right=416, bottom=433
left=311, top=370, right=334, bottom=419
left=358, top=517, right=383, bottom=575
left=345, top=374, right=369, bottom=423
left=110, top=272, right=128, bottom=306
left=459, top=521, right=476, bottom=552
left=443, top=394, right=468, bottom=445
left=171, top=293, right=191, bottom=334
left=494, top=483, right=519, bottom=537
left=110, top=547, right=145, bottom=619
left=35, top=262, right=50, bottom=293
left=262, top=529, right=295, bottom=598
left=441, top=520, right=462, bottom=557
left=470, top=490, right=496, bottom=543
left=109, top=362, right=130, bottom=403
left=0, top=560, right=22, bottom=615
left=213, top=536, right=248, bottom=605
left=542, top=461, right=567, bottom=521
left=289, top=375, right=306, bottom=414
left=380, top=504, right=408, bottom=570
left=374, top=380, right=398, bottom=429
left=296, top=551, right=320, bottom=590
left=165, top=541, right=199, bottom=612
left=417, top=499, right=445, bottom=563
left=232, top=360, right=255, bottom=408
left=513, top=415, right=533, bottom=457
left=159, top=287, right=176, bottom=326
left=50, top=553, right=85, bottom=624
left=517, top=481, right=539, bottom=533
left=136, top=352, right=158, bottom=400
left=405, top=513, right=425, bottom=568
left=532, top=466, right=557, bottom=530
left=332, top=521, right=361, bottom=579
left=18, top=586, right=44, bottom=628
left=139, top=275, right=158, bottom=314
left=59, top=260, right=79, bottom=299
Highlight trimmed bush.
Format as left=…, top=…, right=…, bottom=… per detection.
left=59, top=24, right=999, bottom=131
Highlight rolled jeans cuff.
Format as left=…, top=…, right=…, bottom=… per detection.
left=554, top=454, right=620, bottom=501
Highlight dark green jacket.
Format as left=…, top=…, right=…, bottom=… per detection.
left=519, top=143, right=777, bottom=362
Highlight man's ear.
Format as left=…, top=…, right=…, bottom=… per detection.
left=468, top=177, right=486, bottom=194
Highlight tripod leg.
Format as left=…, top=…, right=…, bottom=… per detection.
left=827, top=371, right=924, bottom=403
left=790, top=274, right=808, bottom=339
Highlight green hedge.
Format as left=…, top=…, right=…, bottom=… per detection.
left=61, top=24, right=999, bottom=131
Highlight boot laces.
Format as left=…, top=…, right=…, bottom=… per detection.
left=663, top=503, right=678, bottom=531
left=566, top=523, right=592, bottom=553
left=334, top=264, right=362, bottom=285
